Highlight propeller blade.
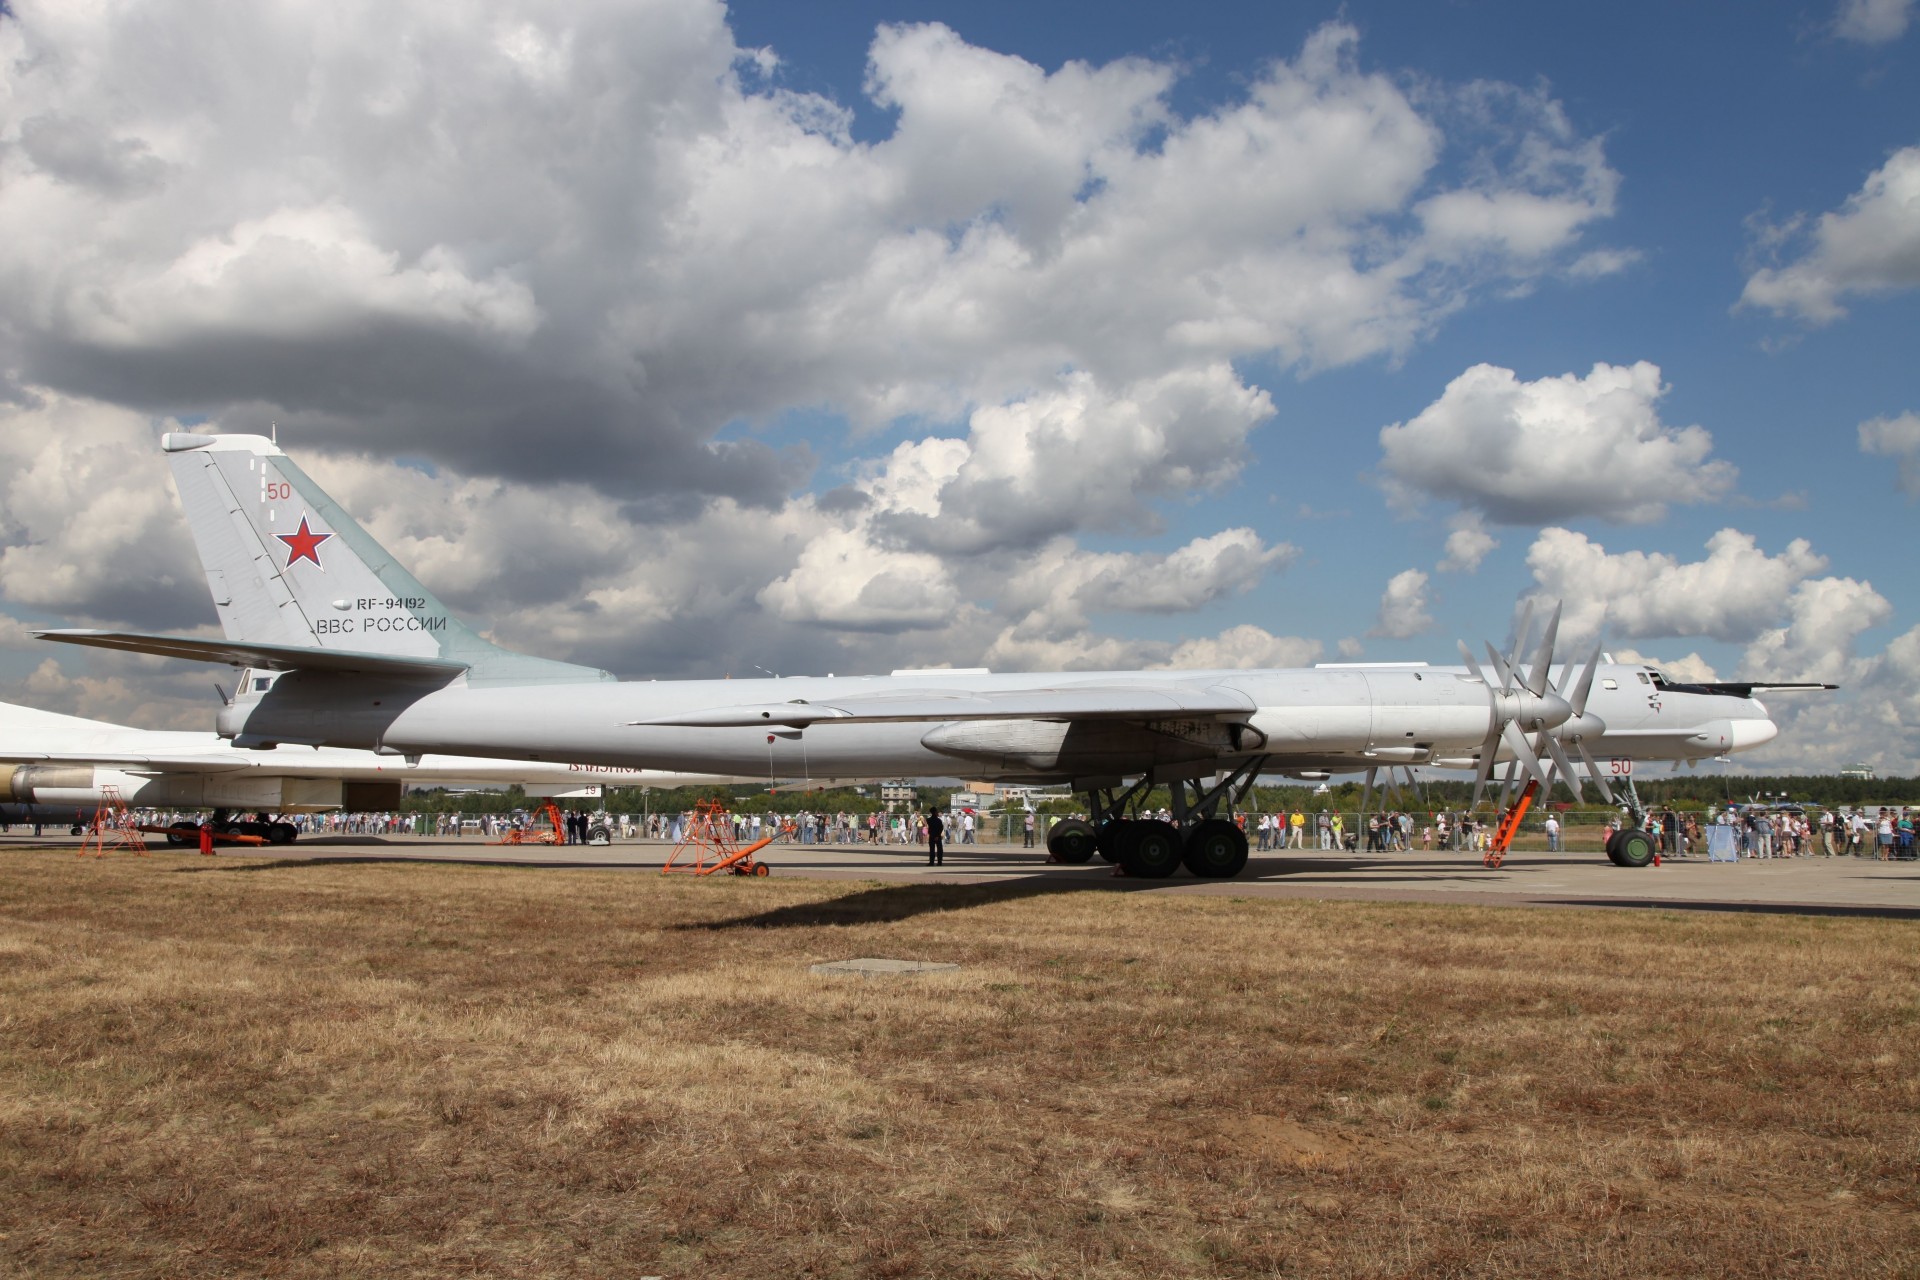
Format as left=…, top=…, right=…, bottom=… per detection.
left=1526, top=601, right=1562, bottom=698
left=1566, top=638, right=1604, bottom=716
left=1469, top=725, right=1501, bottom=810
left=1498, top=757, right=1521, bottom=810
left=1573, top=738, right=1616, bottom=805
left=1501, top=719, right=1551, bottom=790
left=1459, top=639, right=1492, bottom=687
left=1542, top=733, right=1582, bottom=803
left=1485, top=642, right=1519, bottom=694
left=1506, top=601, right=1536, bottom=673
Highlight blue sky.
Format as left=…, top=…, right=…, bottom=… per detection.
left=0, top=0, right=1915, bottom=770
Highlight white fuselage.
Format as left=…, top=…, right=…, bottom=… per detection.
left=215, top=662, right=1777, bottom=787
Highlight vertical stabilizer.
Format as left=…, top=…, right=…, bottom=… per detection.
left=162, top=433, right=611, bottom=686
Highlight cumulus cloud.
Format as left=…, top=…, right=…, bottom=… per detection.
left=1158, top=625, right=1323, bottom=671
left=1524, top=527, right=1836, bottom=645
left=873, top=367, right=1274, bottom=555
left=1437, top=513, right=1497, bottom=573
left=1740, top=576, right=1892, bottom=683
left=1835, top=0, right=1914, bottom=42
left=0, top=390, right=208, bottom=629
left=0, top=5, right=1619, bottom=499
left=1739, top=147, right=1920, bottom=323
left=1378, top=361, right=1737, bottom=523
left=1369, top=569, right=1433, bottom=638
left=1858, top=410, right=1920, bottom=496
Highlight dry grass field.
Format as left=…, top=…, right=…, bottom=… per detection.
left=2, top=849, right=1917, bottom=1279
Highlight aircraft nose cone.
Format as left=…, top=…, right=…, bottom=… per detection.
left=1729, top=717, right=1778, bottom=751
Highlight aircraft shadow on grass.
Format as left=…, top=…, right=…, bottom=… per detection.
left=682, top=876, right=1133, bottom=931
left=171, top=855, right=656, bottom=873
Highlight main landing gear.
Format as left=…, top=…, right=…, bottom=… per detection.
left=1046, top=760, right=1264, bottom=880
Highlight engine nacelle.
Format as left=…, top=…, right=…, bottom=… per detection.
left=3, top=764, right=104, bottom=805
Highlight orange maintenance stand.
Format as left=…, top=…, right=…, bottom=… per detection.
left=661, top=799, right=772, bottom=877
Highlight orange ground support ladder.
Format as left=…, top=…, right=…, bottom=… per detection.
left=495, top=801, right=567, bottom=846
left=1483, top=779, right=1541, bottom=869
left=661, top=799, right=773, bottom=877
left=78, top=786, right=148, bottom=858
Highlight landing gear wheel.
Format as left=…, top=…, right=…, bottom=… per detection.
left=1182, top=819, right=1249, bottom=879
left=1047, top=818, right=1098, bottom=864
left=1612, top=828, right=1656, bottom=868
left=1095, top=820, right=1129, bottom=864
left=267, top=822, right=298, bottom=845
left=70, top=823, right=84, bottom=836
left=1119, top=819, right=1183, bottom=879
left=587, top=824, right=611, bottom=846
left=165, top=825, right=195, bottom=847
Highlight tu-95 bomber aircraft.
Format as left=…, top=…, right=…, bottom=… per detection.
left=37, top=432, right=1833, bottom=878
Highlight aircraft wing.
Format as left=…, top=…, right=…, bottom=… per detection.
left=35, top=629, right=469, bottom=678
left=633, top=683, right=1258, bottom=728
left=0, top=749, right=254, bottom=772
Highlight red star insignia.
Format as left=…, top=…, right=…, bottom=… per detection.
left=277, top=516, right=333, bottom=569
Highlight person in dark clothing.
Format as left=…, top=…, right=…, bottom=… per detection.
left=926, top=808, right=945, bottom=866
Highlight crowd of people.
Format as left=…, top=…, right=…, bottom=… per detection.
left=45, top=799, right=1920, bottom=864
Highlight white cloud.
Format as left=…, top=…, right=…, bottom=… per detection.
left=1369, top=569, right=1433, bottom=638
left=1740, top=576, right=1891, bottom=683
left=757, top=527, right=959, bottom=632
left=1437, top=513, right=1496, bottom=573
left=0, top=390, right=207, bottom=629
left=1858, top=410, right=1920, bottom=496
left=1378, top=362, right=1737, bottom=523
left=0, top=5, right=1620, bottom=505
left=1523, top=526, right=1831, bottom=644
left=1739, top=147, right=1920, bottom=323
left=1158, top=625, right=1323, bottom=671
left=873, top=367, right=1274, bottom=555
left=1835, top=0, right=1914, bottom=42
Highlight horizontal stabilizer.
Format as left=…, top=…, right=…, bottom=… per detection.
left=36, top=629, right=469, bottom=679
left=632, top=684, right=1258, bottom=728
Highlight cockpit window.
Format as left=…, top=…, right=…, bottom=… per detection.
left=1648, top=670, right=1669, bottom=689
left=1636, top=672, right=1650, bottom=684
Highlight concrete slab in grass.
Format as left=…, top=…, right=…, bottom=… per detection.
left=810, top=957, right=961, bottom=977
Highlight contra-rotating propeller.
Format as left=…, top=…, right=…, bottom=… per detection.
left=1456, top=601, right=1613, bottom=810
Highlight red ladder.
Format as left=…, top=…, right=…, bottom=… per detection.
left=1483, top=779, right=1540, bottom=869
left=78, top=785, right=148, bottom=858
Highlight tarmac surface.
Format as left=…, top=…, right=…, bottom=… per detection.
left=9, top=830, right=1917, bottom=918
